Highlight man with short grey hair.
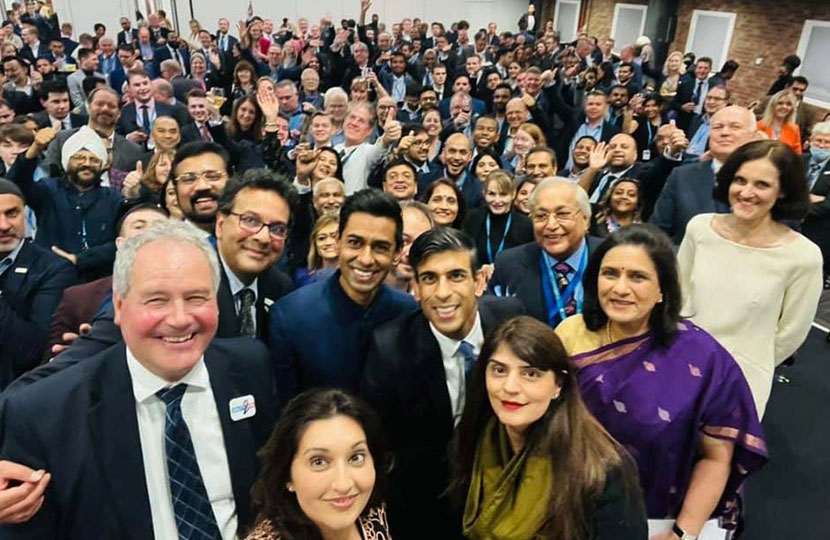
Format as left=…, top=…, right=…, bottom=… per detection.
left=0, top=219, right=278, bottom=539
left=489, top=177, right=600, bottom=326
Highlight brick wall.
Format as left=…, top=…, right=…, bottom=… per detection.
left=583, top=0, right=649, bottom=39
left=670, top=0, right=830, bottom=109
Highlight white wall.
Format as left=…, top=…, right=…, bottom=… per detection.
left=52, top=0, right=528, bottom=41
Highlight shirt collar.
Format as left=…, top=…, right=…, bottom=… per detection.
left=126, top=346, right=210, bottom=403
left=219, top=252, right=258, bottom=302
left=0, top=238, right=25, bottom=272
left=542, top=237, right=587, bottom=268
left=430, top=311, right=484, bottom=359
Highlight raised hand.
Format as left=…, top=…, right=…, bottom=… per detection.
left=361, top=0, right=372, bottom=13
left=32, top=127, right=58, bottom=150
left=588, top=141, right=609, bottom=171
left=520, top=90, right=536, bottom=110
left=256, top=87, right=280, bottom=121
left=383, top=108, right=402, bottom=145
left=122, top=160, right=144, bottom=199
left=667, top=120, right=689, bottom=154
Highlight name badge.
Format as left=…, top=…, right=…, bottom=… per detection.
left=229, top=395, right=257, bottom=422
left=642, top=149, right=651, bottom=161
left=263, top=297, right=274, bottom=308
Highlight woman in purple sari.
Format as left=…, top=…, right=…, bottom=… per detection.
left=555, top=224, right=767, bottom=539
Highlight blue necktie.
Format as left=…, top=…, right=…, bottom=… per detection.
left=156, top=385, right=223, bottom=540
left=459, top=341, right=478, bottom=382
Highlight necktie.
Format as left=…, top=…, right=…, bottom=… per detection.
left=459, top=340, right=478, bottom=382
left=553, top=262, right=577, bottom=317
left=808, top=161, right=824, bottom=189
left=200, top=123, right=212, bottom=141
left=220, top=35, right=226, bottom=51
left=140, top=105, right=150, bottom=131
left=693, top=81, right=703, bottom=105
left=238, top=289, right=256, bottom=338
left=156, top=385, right=223, bottom=540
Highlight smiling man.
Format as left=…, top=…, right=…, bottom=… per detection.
left=489, top=178, right=602, bottom=326
left=361, top=227, right=523, bottom=540
left=0, top=219, right=277, bottom=539
left=269, top=189, right=418, bottom=406
left=382, top=159, right=418, bottom=203
left=171, top=141, right=230, bottom=234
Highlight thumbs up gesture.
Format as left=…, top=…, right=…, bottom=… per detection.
left=122, top=160, right=144, bottom=199
left=382, top=107, right=402, bottom=147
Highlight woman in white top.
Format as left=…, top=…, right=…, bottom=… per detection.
left=678, top=139, right=823, bottom=417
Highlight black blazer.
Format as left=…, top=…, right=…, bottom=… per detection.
left=487, top=237, right=602, bottom=324
left=29, top=111, right=88, bottom=130
left=462, top=207, right=534, bottom=266
left=0, top=240, right=76, bottom=389
left=116, top=29, right=139, bottom=47
left=801, top=155, right=830, bottom=267
left=360, top=296, right=525, bottom=540
left=216, top=263, right=294, bottom=344
left=0, top=339, right=277, bottom=539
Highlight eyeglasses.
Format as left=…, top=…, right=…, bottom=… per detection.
left=231, top=212, right=289, bottom=240
left=174, top=170, right=226, bottom=187
left=531, top=208, right=582, bottom=225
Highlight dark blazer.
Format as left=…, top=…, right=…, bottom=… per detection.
left=649, top=160, right=729, bottom=244
left=43, top=128, right=145, bottom=176
left=170, top=75, right=202, bottom=103
left=670, top=73, right=703, bottom=132
left=45, top=275, right=111, bottom=360
left=462, top=207, right=534, bottom=266
left=0, top=339, right=277, bottom=538
left=0, top=240, right=76, bottom=389
left=378, top=69, right=415, bottom=100
left=116, top=100, right=185, bottom=135
left=419, top=167, right=484, bottom=210
left=487, top=237, right=602, bottom=324
left=108, top=66, right=128, bottom=95
left=29, top=111, right=87, bottom=130
left=801, top=155, right=830, bottom=272
left=216, top=263, right=294, bottom=344
left=360, top=296, right=525, bottom=540
left=215, top=32, right=239, bottom=53
left=116, top=28, right=139, bottom=47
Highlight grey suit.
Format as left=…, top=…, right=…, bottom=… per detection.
left=66, top=69, right=105, bottom=108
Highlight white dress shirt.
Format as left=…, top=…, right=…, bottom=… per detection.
left=219, top=253, right=258, bottom=333
left=127, top=349, right=238, bottom=540
left=334, top=139, right=388, bottom=195
left=430, top=313, right=484, bottom=425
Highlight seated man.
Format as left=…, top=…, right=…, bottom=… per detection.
left=0, top=220, right=277, bottom=538
left=0, top=179, right=76, bottom=389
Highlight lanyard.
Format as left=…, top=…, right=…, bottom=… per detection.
left=485, top=211, right=512, bottom=264
left=645, top=121, right=655, bottom=147
left=340, top=147, right=358, bottom=167
left=539, top=247, right=588, bottom=327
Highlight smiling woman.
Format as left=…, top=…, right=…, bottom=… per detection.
left=246, top=389, right=391, bottom=540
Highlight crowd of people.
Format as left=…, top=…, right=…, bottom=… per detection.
left=0, top=0, right=826, bottom=539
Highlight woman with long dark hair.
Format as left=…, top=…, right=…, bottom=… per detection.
left=246, top=389, right=391, bottom=540
left=450, top=316, right=647, bottom=540
left=556, top=224, right=768, bottom=538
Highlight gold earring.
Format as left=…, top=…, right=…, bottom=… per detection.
left=286, top=484, right=294, bottom=492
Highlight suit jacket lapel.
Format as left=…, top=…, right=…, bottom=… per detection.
left=3, top=242, right=36, bottom=295
left=412, top=315, right=454, bottom=436
left=87, top=347, right=154, bottom=540
left=206, top=352, right=257, bottom=531
left=216, top=263, right=240, bottom=338
left=522, top=246, right=546, bottom=322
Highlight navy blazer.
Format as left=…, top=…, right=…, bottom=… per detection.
left=152, top=45, right=191, bottom=77
left=0, top=338, right=278, bottom=539
left=649, top=160, right=729, bottom=244
left=269, top=272, right=418, bottom=406
left=0, top=241, right=76, bottom=389
left=487, top=237, right=602, bottom=324
left=116, top=101, right=185, bottom=135
left=216, top=263, right=294, bottom=344
left=360, top=296, right=525, bottom=540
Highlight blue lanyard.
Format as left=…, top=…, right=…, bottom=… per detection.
left=485, top=211, right=512, bottom=264
left=539, top=247, right=588, bottom=327
left=645, top=121, right=655, bottom=147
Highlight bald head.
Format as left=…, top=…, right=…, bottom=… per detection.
left=607, top=133, right=637, bottom=170
left=709, top=105, right=758, bottom=162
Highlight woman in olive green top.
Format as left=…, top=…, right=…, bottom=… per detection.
left=450, top=316, right=647, bottom=540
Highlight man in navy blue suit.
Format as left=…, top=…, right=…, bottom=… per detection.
left=269, top=189, right=418, bottom=406
left=650, top=105, right=758, bottom=243
left=0, top=219, right=277, bottom=539
left=0, top=179, right=76, bottom=389
left=419, top=133, right=483, bottom=209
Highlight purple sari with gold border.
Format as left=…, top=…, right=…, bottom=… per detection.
left=555, top=316, right=767, bottom=526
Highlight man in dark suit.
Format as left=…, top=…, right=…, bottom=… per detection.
left=19, top=25, right=47, bottom=64
left=801, top=124, right=830, bottom=285
left=30, top=81, right=87, bottom=131
left=378, top=52, right=416, bottom=104
left=419, top=133, right=483, bottom=209
left=670, top=57, right=713, bottom=133
left=214, top=171, right=296, bottom=343
left=650, top=105, right=757, bottom=243
left=108, top=44, right=139, bottom=96
left=0, top=179, right=76, bottom=389
left=117, top=69, right=181, bottom=141
left=547, top=86, right=620, bottom=171
left=216, top=18, right=239, bottom=53
left=490, top=178, right=600, bottom=325
left=116, top=17, right=138, bottom=46
left=269, top=190, right=418, bottom=406
left=362, top=227, right=524, bottom=540
left=151, top=32, right=191, bottom=78
left=0, top=220, right=277, bottom=538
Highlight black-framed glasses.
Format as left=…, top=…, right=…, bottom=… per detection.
left=230, top=212, right=288, bottom=240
